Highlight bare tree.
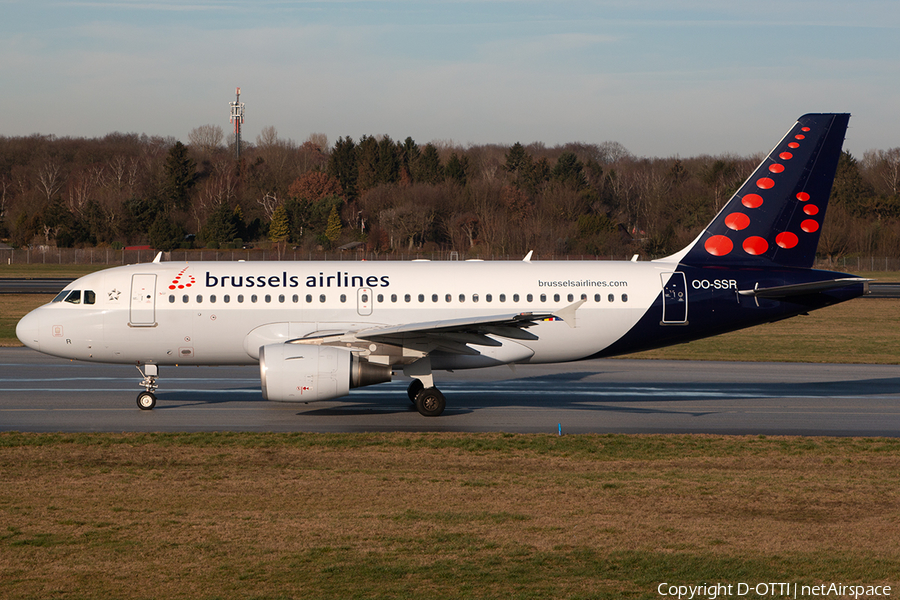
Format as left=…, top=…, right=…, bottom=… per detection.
left=188, top=125, right=225, bottom=155
left=35, top=157, right=63, bottom=202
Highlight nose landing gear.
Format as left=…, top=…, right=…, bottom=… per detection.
left=136, top=364, right=159, bottom=410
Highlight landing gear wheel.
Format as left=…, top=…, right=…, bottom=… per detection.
left=407, top=378, right=425, bottom=403
left=137, top=391, right=157, bottom=411
left=414, top=387, right=446, bottom=417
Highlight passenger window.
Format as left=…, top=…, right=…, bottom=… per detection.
left=319, top=294, right=326, bottom=303
left=292, top=294, right=298, bottom=303
left=238, top=295, right=244, bottom=303
left=568, top=294, right=574, bottom=302
left=553, top=294, right=560, bottom=302
left=486, top=294, right=492, bottom=302
left=65, top=290, right=81, bottom=304
left=361, top=293, right=369, bottom=303
left=210, top=295, right=216, bottom=303
left=473, top=294, right=479, bottom=302
left=445, top=294, right=452, bottom=302
left=265, top=295, right=271, bottom=303
left=540, top=294, right=546, bottom=303
left=513, top=294, right=519, bottom=302
left=581, top=294, right=587, bottom=301
left=169, top=295, right=175, bottom=303
left=84, top=290, right=95, bottom=305
left=526, top=294, right=533, bottom=302
left=224, top=295, right=231, bottom=303
left=182, top=295, right=189, bottom=303
left=608, top=294, right=615, bottom=302
left=251, top=295, right=258, bottom=303
left=196, top=295, right=203, bottom=303
left=306, top=295, right=312, bottom=303
left=418, top=294, right=424, bottom=303
left=340, top=294, right=347, bottom=303
left=405, top=294, right=411, bottom=302
left=279, top=294, right=285, bottom=303
left=377, top=294, right=384, bottom=303
left=622, top=294, right=628, bottom=302
left=459, top=294, right=465, bottom=302
left=594, top=294, right=601, bottom=302
left=432, top=294, right=438, bottom=302
left=391, top=294, right=397, bottom=303
left=499, top=294, right=506, bottom=302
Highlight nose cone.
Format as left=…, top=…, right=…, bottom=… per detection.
left=16, top=309, right=41, bottom=351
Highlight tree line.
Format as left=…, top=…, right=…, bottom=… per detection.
left=1, top=125, right=899, bottom=260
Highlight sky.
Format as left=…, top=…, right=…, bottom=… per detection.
left=3, top=0, right=899, bottom=158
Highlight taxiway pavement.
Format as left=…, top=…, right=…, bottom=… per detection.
left=2, top=347, right=898, bottom=435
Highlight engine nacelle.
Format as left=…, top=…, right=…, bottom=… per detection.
left=259, top=344, right=391, bottom=402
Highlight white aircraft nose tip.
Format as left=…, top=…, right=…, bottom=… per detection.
left=16, top=310, right=41, bottom=351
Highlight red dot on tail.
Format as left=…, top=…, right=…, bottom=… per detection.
left=705, top=235, right=733, bottom=256
left=779, top=152, right=793, bottom=160
left=742, top=194, right=763, bottom=208
left=776, top=232, right=799, bottom=249
left=788, top=142, right=800, bottom=148
left=756, top=178, right=775, bottom=190
left=743, top=236, right=768, bottom=255
left=801, top=219, right=819, bottom=233
left=796, top=192, right=810, bottom=201
left=801, top=127, right=810, bottom=132
left=804, top=205, right=819, bottom=215
left=795, top=134, right=806, bottom=140
left=725, top=213, right=750, bottom=231
left=769, top=164, right=785, bottom=173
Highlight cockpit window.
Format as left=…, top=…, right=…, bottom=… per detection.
left=64, top=290, right=81, bottom=304
left=52, top=290, right=70, bottom=303
left=84, top=290, right=95, bottom=305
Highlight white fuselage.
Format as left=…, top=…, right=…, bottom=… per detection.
left=17, top=259, right=678, bottom=368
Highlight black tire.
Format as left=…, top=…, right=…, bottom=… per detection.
left=407, top=378, right=425, bottom=403
left=414, top=387, right=446, bottom=417
left=137, top=391, right=157, bottom=411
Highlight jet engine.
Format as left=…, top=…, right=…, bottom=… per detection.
left=259, top=344, right=392, bottom=402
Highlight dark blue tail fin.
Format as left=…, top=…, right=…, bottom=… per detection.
left=673, top=113, right=849, bottom=269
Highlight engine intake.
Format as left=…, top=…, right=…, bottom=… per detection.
left=259, top=344, right=391, bottom=402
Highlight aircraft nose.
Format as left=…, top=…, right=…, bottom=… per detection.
left=16, top=309, right=41, bottom=351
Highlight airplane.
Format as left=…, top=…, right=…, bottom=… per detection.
left=16, top=113, right=869, bottom=417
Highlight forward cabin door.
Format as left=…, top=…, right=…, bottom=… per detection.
left=130, top=274, right=157, bottom=326
left=661, top=272, right=688, bottom=325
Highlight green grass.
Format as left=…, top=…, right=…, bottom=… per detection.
left=1, top=432, right=898, bottom=599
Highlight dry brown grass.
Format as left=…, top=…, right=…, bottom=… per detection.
left=1, top=433, right=898, bottom=599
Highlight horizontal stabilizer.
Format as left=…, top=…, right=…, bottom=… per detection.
left=738, top=278, right=869, bottom=299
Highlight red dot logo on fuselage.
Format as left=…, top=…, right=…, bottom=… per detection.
left=168, top=267, right=196, bottom=290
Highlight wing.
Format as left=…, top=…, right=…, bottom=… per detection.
left=288, top=300, right=585, bottom=363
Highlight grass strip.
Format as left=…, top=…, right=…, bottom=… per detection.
left=1, top=432, right=898, bottom=599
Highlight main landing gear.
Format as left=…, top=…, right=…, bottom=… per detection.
left=406, top=377, right=446, bottom=417
left=136, top=364, right=159, bottom=410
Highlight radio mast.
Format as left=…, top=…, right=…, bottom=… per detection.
left=229, top=87, right=245, bottom=160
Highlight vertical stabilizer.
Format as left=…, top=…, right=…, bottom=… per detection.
left=671, top=113, right=849, bottom=268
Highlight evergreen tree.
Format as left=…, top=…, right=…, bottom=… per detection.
left=269, top=204, right=290, bottom=244
left=445, top=152, right=469, bottom=186
left=376, top=136, right=400, bottom=185
left=551, top=152, right=587, bottom=190
left=416, top=144, right=444, bottom=185
left=324, top=204, right=342, bottom=247
left=327, top=136, right=358, bottom=202
left=161, top=141, right=196, bottom=213
left=356, top=135, right=380, bottom=192
left=202, top=203, right=238, bottom=246
left=148, top=213, right=184, bottom=251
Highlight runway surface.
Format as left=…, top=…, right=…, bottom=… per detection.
left=1, top=347, right=898, bottom=436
